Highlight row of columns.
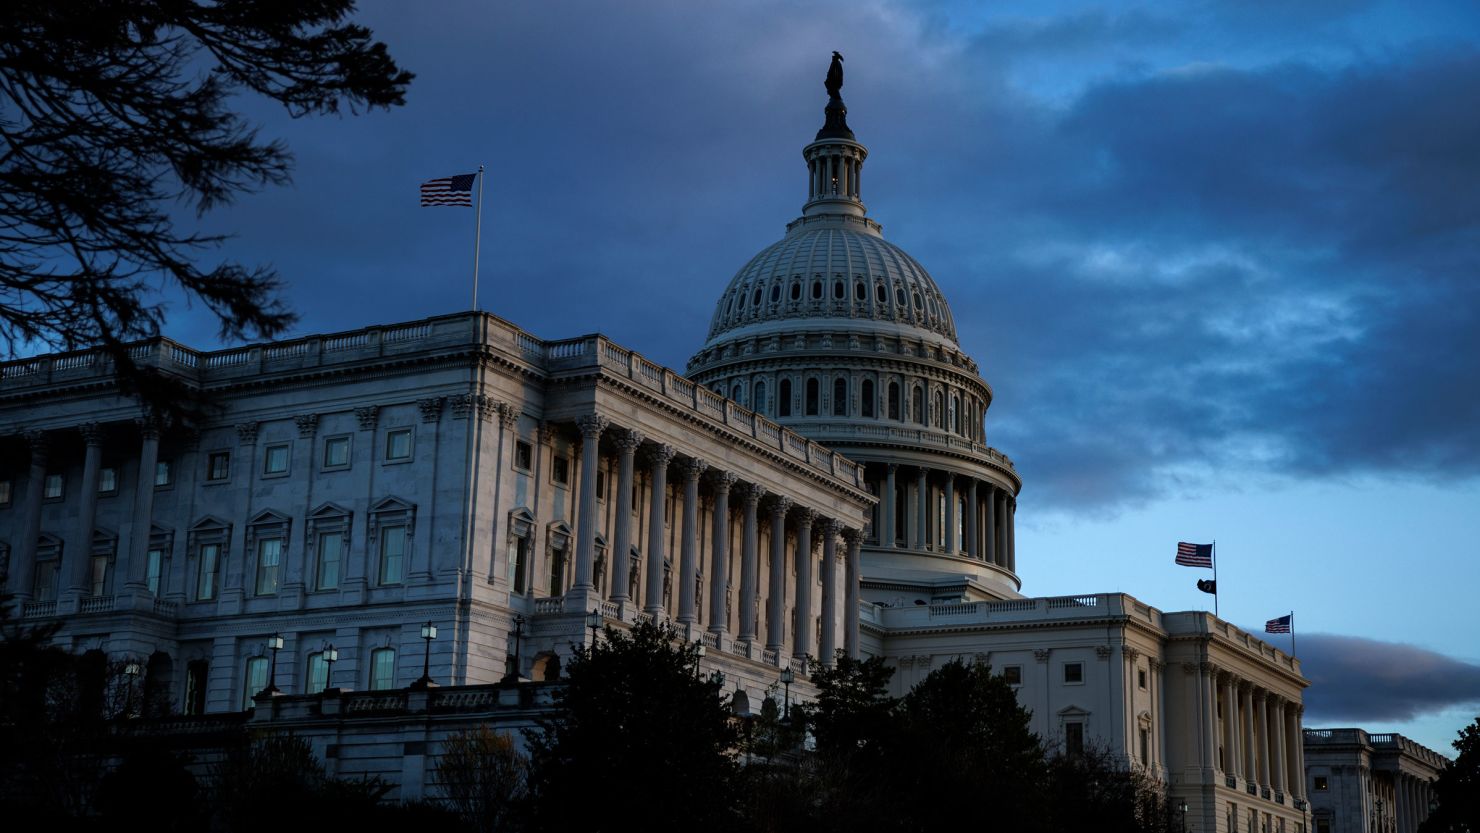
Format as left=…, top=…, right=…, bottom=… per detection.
left=1204, top=665, right=1305, bottom=798
left=1392, top=770, right=1435, bottom=833
left=573, top=416, right=864, bottom=665
left=877, top=463, right=1015, bottom=570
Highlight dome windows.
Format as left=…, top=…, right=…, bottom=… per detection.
left=832, top=377, right=847, bottom=416
left=805, top=378, right=820, bottom=415
left=790, top=281, right=801, bottom=301
left=778, top=378, right=792, bottom=417
left=913, top=291, right=923, bottom=309
left=876, top=284, right=886, bottom=303
left=888, top=382, right=901, bottom=420
left=861, top=379, right=875, bottom=417
left=855, top=281, right=866, bottom=301
left=770, top=284, right=781, bottom=303
left=752, top=288, right=762, bottom=307
left=912, top=386, right=925, bottom=425
left=833, top=280, right=845, bottom=300
left=754, top=380, right=767, bottom=415
left=812, top=280, right=823, bottom=300
left=895, top=287, right=906, bottom=306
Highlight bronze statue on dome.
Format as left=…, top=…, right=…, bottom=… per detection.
left=825, top=51, right=844, bottom=100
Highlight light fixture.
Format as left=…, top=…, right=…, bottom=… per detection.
left=586, top=609, right=602, bottom=648
left=411, top=620, right=438, bottom=689
left=260, top=634, right=284, bottom=696
left=780, top=665, right=795, bottom=720
left=322, top=644, right=339, bottom=693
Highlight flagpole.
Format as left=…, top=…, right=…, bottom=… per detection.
left=1290, top=610, right=1296, bottom=657
left=471, top=164, right=485, bottom=310
left=1212, top=539, right=1219, bottom=618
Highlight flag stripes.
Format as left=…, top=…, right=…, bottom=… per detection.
left=1175, top=541, right=1213, bottom=568
left=420, top=173, right=476, bottom=206
left=1265, top=615, right=1292, bottom=634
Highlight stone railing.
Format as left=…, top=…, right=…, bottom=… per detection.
left=22, top=600, right=57, bottom=619
left=884, top=593, right=1146, bottom=630
left=80, top=595, right=116, bottom=614
left=533, top=595, right=566, bottom=615
left=1308, top=729, right=1451, bottom=768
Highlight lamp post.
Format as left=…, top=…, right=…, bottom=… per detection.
left=503, top=614, right=526, bottom=682
left=1178, top=799, right=1189, bottom=833
left=261, top=634, right=284, bottom=696
left=411, top=621, right=438, bottom=689
left=322, top=644, right=338, bottom=693
left=123, top=660, right=142, bottom=719
left=694, top=642, right=707, bottom=679
left=779, top=666, right=794, bottom=721
left=586, top=609, right=602, bottom=650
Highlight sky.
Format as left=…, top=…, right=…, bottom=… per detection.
left=144, top=0, right=1480, bottom=754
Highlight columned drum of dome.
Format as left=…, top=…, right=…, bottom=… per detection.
left=688, top=57, right=1023, bottom=603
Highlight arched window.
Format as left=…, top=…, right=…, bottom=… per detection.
left=791, top=281, right=801, bottom=301
left=855, top=281, right=866, bottom=300
left=833, top=280, right=845, bottom=299
left=770, top=284, right=780, bottom=303
left=731, top=382, right=743, bottom=404
left=950, top=393, right=961, bottom=434
left=370, top=647, right=396, bottom=690
left=832, top=377, right=847, bottom=416
left=812, top=280, right=823, bottom=300
left=779, top=379, right=792, bottom=417
left=754, top=380, right=767, bottom=415
left=307, top=651, right=329, bottom=693
left=933, top=391, right=944, bottom=427
left=752, top=288, right=762, bottom=306
left=805, top=378, right=820, bottom=415
left=888, top=381, right=901, bottom=420
left=861, top=379, right=875, bottom=417
left=896, top=287, right=906, bottom=306
left=876, top=284, right=886, bottom=303
left=243, top=656, right=268, bottom=710
left=912, top=386, right=925, bottom=425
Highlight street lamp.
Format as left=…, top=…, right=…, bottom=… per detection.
left=1178, top=799, right=1189, bottom=833
left=503, top=614, right=526, bottom=682
left=411, top=621, right=438, bottom=689
left=586, top=609, right=602, bottom=649
left=322, top=644, right=338, bottom=693
left=779, top=666, right=794, bottom=721
left=260, top=634, right=284, bottom=696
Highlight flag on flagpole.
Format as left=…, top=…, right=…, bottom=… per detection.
left=1175, top=542, right=1213, bottom=568
left=1265, top=615, right=1292, bottom=633
left=1196, top=579, right=1217, bottom=595
left=420, top=173, right=477, bottom=207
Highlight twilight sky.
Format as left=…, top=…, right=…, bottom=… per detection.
left=156, top=0, right=1480, bottom=753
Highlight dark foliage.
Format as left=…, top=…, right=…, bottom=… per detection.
left=527, top=621, right=740, bottom=833
left=0, top=0, right=412, bottom=417
left=1419, top=715, right=1479, bottom=833
left=1045, top=744, right=1179, bottom=833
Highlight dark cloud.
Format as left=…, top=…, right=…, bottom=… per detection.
left=1295, top=633, right=1480, bottom=722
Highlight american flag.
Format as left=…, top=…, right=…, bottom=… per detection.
left=1175, top=541, right=1213, bottom=568
left=420, top=172, right=477, bottom=207
left=1265, top=615, right=1292, bottom=634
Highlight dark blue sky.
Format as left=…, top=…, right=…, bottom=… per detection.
left=159, top=0, right=1480, bottom=751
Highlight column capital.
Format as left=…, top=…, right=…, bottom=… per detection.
left=576, top=414, right=609, bottom=439
left=1238, top=679, right=1255, bottom=694
left=793, top=506, right=817, bottom=527
left=677, top=456, right=708, bottom=481
left=79, top=422, right=104, bottom=447
left=737, top=482, right=767, bottom=506
left=820, top=518, right=844, bottom=538
left=841, top=527, right=864, bottom=546
left=236, top=421, right=259, bottom=445
left=1123, top=645, right=1141, bottom=660
left=295, top=413, right=319, bottom=438
left=1148, top=658, right=1164, bottom=671
left=1181, top=662, right=1200, bottom=675
left=537, top=421, right=558, bottom=443
left=418, top=396, right=446, bottom=423
left=709, top=470, right=739, bottom=493
left=767, top=495, right=794, bottom=517
left=23, top=428, right=48, bottom=461
left=886, top=462, right=898, bottom=474
left=645, top=443, right=677, bottom=469
left=354, top=405, right=379, bottom=431
left=135, top=415, right=163, bottom=440
left=612, top=428, right=645, bottom=453
left=497, top=402, right=520, bottom=428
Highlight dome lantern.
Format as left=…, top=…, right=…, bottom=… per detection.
left=803, top=52, right=868, bottom=220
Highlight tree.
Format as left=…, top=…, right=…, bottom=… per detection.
left=435, top=725, right=530, bottom=833
left=0, top=1, right=412, bottom=412
left=526, top=621, right=740, bottom=833
left=1044, top=744, right=1178, bottom=833
left=1419, top=715, right=1479, bottom=833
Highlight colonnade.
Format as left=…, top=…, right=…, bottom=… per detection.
left=1196, top=664, right=1305, bottom=799
left=874, top=463, right=1015, bottom=571
left=1390, top=769, right=1436, bottom=833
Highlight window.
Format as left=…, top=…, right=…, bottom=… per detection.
left=369, top=648, right=396, bottom=690
left=514, top=440, right=533, bottom=471
left=197, top=543, right=220, bottom=600
left=1140, top=727, right=1150, bottom=763
left=1313, top=776, right=1328, bottom=792
left=145, top=547, right=164, bottom=595
left=44, top=473, right=64, bottom=499
left=1315, top=821, right=1330, bottom=833
left=811, top=280, right=822, bottom=300
left=769, top=284, right=780, bottom=303
left=306, top=652, right=329, bottom=693
left=255, top=538, right=282, bottom=595
left=888, top=382, right=900, bottom=420
left=316, top=532, right=344, bottom=590
left=1002, top=665, right=1022, bottom=685
left=552, top=455, right=570, bottom=486
left=753, top=381, right=766, bottom=414
left=861, top=379, right=875, bottom=417
left=510, top=528, right=531, bottom=593
left=596, top=470, right=607, bottom=501
left=90, top=555, right=110, bottom=596
left=548, top=547, right=567, bottom=596
left=779, top=379, right=792, bottom=417
left=855, top=281, right=865, bottom=300
left=912, top=386, right=925, bottom=425
left=0, top=479, right=10, bottom=506
left=833, top=280, right=844, bottom=299
left=183, top=660, right=208, bottom=715
left=1064, top=662, right=1084, bottom=684
left=385, top=428, right=412, bottom=461
left=895, top=286, right=906, bottom=305
left=1138, top=668, right=1147, bottom=689
left=379, top=525, right=406, bottom=585
left=155, top=459, right=173, bottom=487
left=323, top=435, right=351, bottom=469
left=1065, top=721, right=1084, bottom=757
left=832, top=377, right=847, bottom=416
left=243, top=656, right=268, bottom=709
left=98, top=467, right=119, bottom=494
left=207, top=451, right=230, bottom=481
left=263, top=443, right=290, bottom=476
left=790, top=282, right=801, bottom=301
left=876, top=283, right=886, bottom=303
left=751, top=288, right=761, bottom=306
left=805, top=378, right=819, bottom=415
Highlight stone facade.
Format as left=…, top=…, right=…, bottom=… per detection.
left=1303, top=728, right=1447, bottom=833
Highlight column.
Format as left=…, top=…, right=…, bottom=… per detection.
left=983, top=484, right=997, bottom=567
left=1202, top=664, right=1219, bottom=772
left=1293, top=705, right=1307, bottom=800
left=964, top=478, right=978, bottom=559
left=1273, top=698, right=1288, bottom=793
left=609, top=429, right=643, bottom=604
left=1285, top=708, right=1301, bottom=800
left=676, top=457, right=707, bottom=626
left=569, top=415, right=608, bottom=606
left=1243, top=683, right=1258, bottom=783
left=843, top=528, right=862, bottom=659
left=67, top=424, right=104, bottom=597
left=736, top=483, right=764, bottom=643
left=913, top=468, right=927, bottom=549
left=943, top=474, right=957, bottom=554
left=1006, top=496, right=1017, bottom=572
left=125, top=418, right=161, bottom=592
left=1222, top=673, right=1238, bottom=775
left=12, top=430, right=47, bottom=601
left=1257, top=692, right=1271, bottom=786
left=818, top=519, right=841, bottom=666
left=765, top=497, right=793, bottom=652
left=883, top=464, right=897, bottom=547
left=792, top=508, right=816, bottom=661
left=707, top=471, right=736, bottom=636
left=643, top=444, right=676, bottom=616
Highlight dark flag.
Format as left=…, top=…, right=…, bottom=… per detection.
left=420, top=172, right=477, bottom=206
left=1196, top=579, right=1217, bottom=595
left=1175, top=542, right=1213, bottom=568
left=1265, top=615, right=1292, bottom=634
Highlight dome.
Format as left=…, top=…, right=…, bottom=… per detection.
left=703, top=217, right=959, bottom=348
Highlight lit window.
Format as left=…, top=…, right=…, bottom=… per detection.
left=552, top=456, right=570, bottom=486
left=1002, top=665, right=1022, bottom=685
left=44, top=473, right=64, bottom=499
left=379, top=525, right=406, bottom=585
left=369, top=647, right=396, bottom=690
left=1064, top=662, right=1084, bottom=684
left=1065, top=721, right=1084, bottom=757
left=316, top=532, right=343, bottom=590
left=255, top=538, right=282, bottom=595
left=1314, top=776, right=1328, bottom=791
left=183, top=660, right=208, bottom=715
left=98, top=468, right=118, bottom=493
left=263, top=443, right=290, bottom=476
left=207, top=451, right=230, bottom=481
left=90, top=555, right=110, bottom=596
left=514, top=440, right=533, bottom=471
left=243, top=656, right=268, bottom=710
left=197, top=543, right=220, bottom=600
left=306, top=652, right=329, bottom=694
left=145, top=548, right=164, bottom=595
left=155, top=459, right=173, bottom=487
left=385, top=428, right=412, bottom=461
left=323, top=435, right=351, bottom=468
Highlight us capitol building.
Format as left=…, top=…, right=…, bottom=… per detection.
left=1, top=61, right=1316, bottom=832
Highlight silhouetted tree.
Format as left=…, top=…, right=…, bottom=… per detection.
left=435, top=725, right=530, bottom=833
left=1045, top=743, right=1178, bottom=833
left=0, top=1, right=412, bottom=415
left=1419, top=715, right=1479, bottom=833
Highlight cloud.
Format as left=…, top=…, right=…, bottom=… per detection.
left=1295, top=633, right=1480, bottom=722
